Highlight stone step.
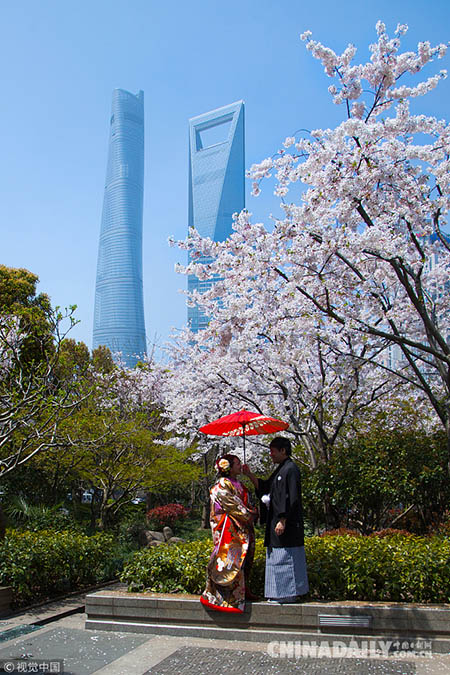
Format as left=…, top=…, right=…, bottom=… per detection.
left=85, top=591, right=450, bottom=654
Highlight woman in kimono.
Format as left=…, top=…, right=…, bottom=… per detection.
left=200, top=454, right=258, bottom=613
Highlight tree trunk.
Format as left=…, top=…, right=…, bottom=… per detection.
left=89, top=497, right=97, bottom=530
left=446, top=417, right=450, bottom=477
left=201, top=499, right=210, bottom=529
left=189, top=481, right=196, bottom=511
left=98, top=496, right=111, bottom=530
left=201, top=453, right=210, bottom=529
left=323, top=494, right=341, bottom=530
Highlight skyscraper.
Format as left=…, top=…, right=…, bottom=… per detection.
left=93, top=89, right=146, bottom=367
left=188, top=101, right=245, bottom=332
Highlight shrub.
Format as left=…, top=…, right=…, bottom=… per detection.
left=430, top=510, right=450, bottom=536
left=301, top=429, right=450, bottom=533
left=121, top=533, right=450, bottom=603
left=320, top=528, right=361, bottom=537
left=306, top=533, right=450, bottom=602
left=0, top=529, right=117, bottom=607
left=121, top=539, right=211, bottom=593
left=4, top=497, right=77, bottom=532
left=369, top=528, right=413, bottom=538
left=117, top=513, right=148, bottom=550
left=146, top=503, right=189, bottom=530
left=173, top=517, right=213, bottom=542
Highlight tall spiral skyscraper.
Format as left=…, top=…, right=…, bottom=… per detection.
left=93, top=89, right=146, bottom=367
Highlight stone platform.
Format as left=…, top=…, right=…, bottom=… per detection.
left=85, top=591, right=450, bottom=654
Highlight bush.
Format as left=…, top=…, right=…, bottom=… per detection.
left=174, top=518, right=214, bottom=542
left=0, top=529, right=118, bottom=607
left=301, top=429, right=450, bottom=533
left=368, top=528, right=413, bottom=538
left=4, top=497, right=78, bottom=532
left=121, top=533, right=450, bottom=603
left=146, top=503, right=189, bottom=530
left=117, top=513, right=148, bottom=550
left=121, top=539, right=211, bottom=593
left=430, top=510, right=450, bottom=537
left=320, top=528, right=361, bottom=537
left=307, top=533, right=450, bottom=602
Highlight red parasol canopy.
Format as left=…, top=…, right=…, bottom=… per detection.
left=199, top=409, right=289, bottom=462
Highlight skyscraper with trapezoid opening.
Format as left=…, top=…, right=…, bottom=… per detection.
left=93, top=89, right=146, bottom=367
left=188, top=101, right=245, bottom=332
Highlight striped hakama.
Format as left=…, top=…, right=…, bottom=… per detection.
left=264, top=546, right=309, bottom=601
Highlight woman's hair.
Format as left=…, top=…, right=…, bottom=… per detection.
left=269, top=436, right=292, bottom=456
left=215, top=453, right=239, bottom=476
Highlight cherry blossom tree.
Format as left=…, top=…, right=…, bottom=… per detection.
left=170, top=22, right=450, bottom=467
left=164, top=261, right=432, bottom=473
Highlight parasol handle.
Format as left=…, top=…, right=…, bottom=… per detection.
left=242, top=422, right=246, bottom=465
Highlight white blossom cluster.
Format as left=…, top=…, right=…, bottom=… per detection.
left=92, top=355, right=168, bottom=414
left=165, top=22, right=449, bottom=464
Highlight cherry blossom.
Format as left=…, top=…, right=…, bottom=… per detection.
left=167, top=22, right=450, bottom=467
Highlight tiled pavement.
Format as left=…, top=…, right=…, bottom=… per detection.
left=145, top=645, right=419, bottom=674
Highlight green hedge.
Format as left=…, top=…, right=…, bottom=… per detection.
left=120, top=534, right=450, bottom=603
left=121, top=539, right=211, bottom=593
left=0, top=529, right=116, bottom=607
left=308, top=534, right=450, bottom=602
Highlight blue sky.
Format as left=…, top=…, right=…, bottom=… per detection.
left=1, top=0, right=449, bottom=352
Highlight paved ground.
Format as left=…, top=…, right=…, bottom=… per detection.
left=0, top=593, right=450, bottom=674
left=146, top=645, right=420, bottom=674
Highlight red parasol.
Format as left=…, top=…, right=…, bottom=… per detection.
left=199, top=409, right=289, bottom=463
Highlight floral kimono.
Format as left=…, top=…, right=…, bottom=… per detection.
left=200, top=476, right=255, bottom=613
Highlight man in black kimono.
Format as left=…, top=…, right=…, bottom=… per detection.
left=243, top=436, right=309, bottom=603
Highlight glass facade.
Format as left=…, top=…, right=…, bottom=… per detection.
left=188, top=101, right=245, bottom=332
left=93, top=89, right=146, bottom=367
